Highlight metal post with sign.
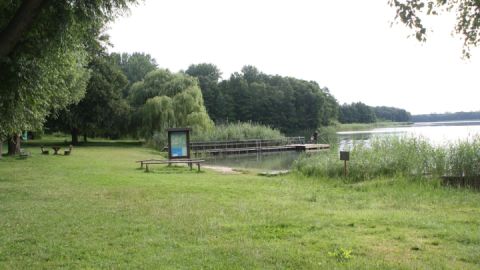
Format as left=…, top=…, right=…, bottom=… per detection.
left=340, top=151, right=350, bottom=177
left=167, top=128, right=191, bottom=160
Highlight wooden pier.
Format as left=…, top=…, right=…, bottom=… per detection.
left=189, top=137, right=329, bottom=156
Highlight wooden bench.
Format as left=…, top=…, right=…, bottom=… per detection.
left=64, top=145, right=73, bottom=155
left=137, top=159, right=205, bottom=172
left=19, top=148, right=30, bottom=159
left=40, top=146, right=49, bottom=155
left=136, top=159, right=163, bottom=169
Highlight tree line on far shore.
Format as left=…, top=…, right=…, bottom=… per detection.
left=412, top=111, right=480, bottom=122
left=45, top=56, right=414, bottom=144
left=338, top=103, right=411, bottom=124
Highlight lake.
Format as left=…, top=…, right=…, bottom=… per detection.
left=205, top=121, right=480, bottom=171
left=338, top=120, right=480, bottom=150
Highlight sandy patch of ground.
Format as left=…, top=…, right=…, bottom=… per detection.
left=203, top=165, right=241, bottom=174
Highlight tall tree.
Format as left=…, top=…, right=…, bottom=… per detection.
left=210, top=65, right=339, bottom=133
left=339, top=102, right=377, bottom=124
left=185, top=63, right=221, bottom=118
left=112, top=52, right=157, bottom=90
left=0, top=0, right=136, bottom=154
left=48, top=54, right=130, bottom=144
left=129, top=69, right=213, bottom=138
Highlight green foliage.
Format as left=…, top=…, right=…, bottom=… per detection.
left=413, top=111, right=480, bottom=122
left=333, top=121, right=411, bottom=132
left=389, top=0, right=480, bottom=58
left=316, top=126, right=339, bottom=145
left=185, top=63, right=221, bottom=114
left=374, top=106, right=411, bottom=122
left=140, top=96, right=174, bottom=137
left=112, top=52, right=157, bottom=96
left=192, top=122, right=284, bottom=142
left=446, top=136, right=480, bottom=178
left=187, top=64, right=339, bottom=133
left=295, top=135, right=480, bottom=185
left=0, top=44, right=90, bottom=139
left=339, top=102, right=376, bottom=124
left=149, top=122, right=283, bottom=150
left=0, top=0, right=137, bottom=139
left=129, top=69, right=199, bottom=107
left=132, top=69, right=213, bottom=140
left=294, top=136, right=442, bottom=181
left=47, top=53, right=131, bottom=140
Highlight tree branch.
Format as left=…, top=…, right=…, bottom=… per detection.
left=0, top=0, right=49, bottom=58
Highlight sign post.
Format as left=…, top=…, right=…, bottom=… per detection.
left=340, top=151, right=350, bottom=177
left=167, top=128, right=191, bottom=160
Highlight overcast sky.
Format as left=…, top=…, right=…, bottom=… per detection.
left=108, top=0, right=480, bottom=115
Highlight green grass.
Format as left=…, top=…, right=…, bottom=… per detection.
left=334, top=121, right=412, bottom=132
left=294, top=136, right=480, bottom=186
left=0, top=140, right=479, bottom=269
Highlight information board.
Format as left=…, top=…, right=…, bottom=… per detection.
left=167, top=128, right=191, bottom=159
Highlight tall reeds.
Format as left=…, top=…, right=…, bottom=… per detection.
left=191, top=122, right=284, bottom=142
left=149, top=122, right=284, bottom=150
left=294, top=135, right=480, bottom=186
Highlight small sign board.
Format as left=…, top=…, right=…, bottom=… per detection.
left=340, top=151, right=350, bottom=161
left=167, top=128, right=191, bottom=159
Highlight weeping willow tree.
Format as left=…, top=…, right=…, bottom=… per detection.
left=130, top=69, right=213, bottom=141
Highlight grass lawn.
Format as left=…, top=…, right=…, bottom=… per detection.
left=0, top=141, right=479, bottom=269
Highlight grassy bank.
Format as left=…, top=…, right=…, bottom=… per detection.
left=0, top=140, right=479, bottom=268
left=334, top=121, right=412, bottom=132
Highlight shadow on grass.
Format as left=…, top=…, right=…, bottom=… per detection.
left=143, top=165, right=205, bottom=174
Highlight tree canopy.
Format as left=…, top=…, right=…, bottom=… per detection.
left=130, top=69, right=213, bottom=138
left=0, top=0, right=136, bottom=145
left=187, top=65, right=339, bottom=133
left=390, top=0, right=480, bottom=57
left=112, top=52, right=157, bottom=86
left=47, top=53, right=130, bottom=144
left=339, top=103, right=377, bottom=124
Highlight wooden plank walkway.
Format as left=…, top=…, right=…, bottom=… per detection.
left=286, top=144, right=330, bottom=152
left=194, top=143, right=329, bottom=156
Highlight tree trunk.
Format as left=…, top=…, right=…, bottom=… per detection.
left=71, top=128, right=79, bottom=145
left=0, top=0, right=48, bottom=58
left=83, top=133, right=87, bottom=143
left=0, top=140, right=3, bottom=159
left=7, top=134, right=20, bottom=155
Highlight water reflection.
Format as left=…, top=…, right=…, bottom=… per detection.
left=338, top=120, right=480, bottom=150
left=205, top=121, right=480, bottom=171
left=205, top=151, right=304, bottom=171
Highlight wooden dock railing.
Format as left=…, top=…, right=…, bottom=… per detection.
left=189, top=137, right=307, bottom=156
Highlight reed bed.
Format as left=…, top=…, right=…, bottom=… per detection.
left=294, top=135, right=480, bottom=187
left=192, top=122, right=284, bottom=142
left=149, top=122, right=284, bottom=150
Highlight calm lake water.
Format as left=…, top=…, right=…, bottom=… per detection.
left=205, top=121, right=480, bottom=170
left=338, top=120, right=480, bottom=150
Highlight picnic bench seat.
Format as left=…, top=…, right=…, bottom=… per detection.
left=40, top=146, right=49, bottom=155
left=19, top=148, right=30, bottom=159
left=136, top=159, right=205, bottom=172
left=64, top=145, right=73, bottom=155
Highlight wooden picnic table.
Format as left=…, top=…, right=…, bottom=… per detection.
left=52, top=146, right=61, bottom=155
